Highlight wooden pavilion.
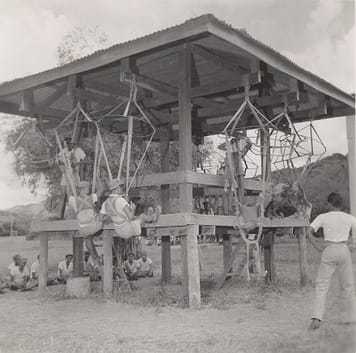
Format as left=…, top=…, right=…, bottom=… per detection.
left=0, top=15, right=354, bottom=308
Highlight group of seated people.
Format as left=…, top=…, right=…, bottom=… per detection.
left=1, top=249, right=154, bottom=292
left=123, top=251, right=153, bottom=281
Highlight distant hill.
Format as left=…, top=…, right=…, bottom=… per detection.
left=273, top=153, right=349, bottom=218
left=0, top=202, right=45, bottom=236
left=0, top=153, right=351, bottom=235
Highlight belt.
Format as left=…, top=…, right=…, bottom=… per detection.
left=325, top=241, right=347, bottom=245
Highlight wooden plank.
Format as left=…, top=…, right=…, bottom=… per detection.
left=223, top=234, right=233, bottom=274
left=185, top=224, right=201, bottom=308
left=39, top=233, right=48, bottom=294
left=184, top=171, right=262, bottom=190
left=0, top=99, right=67, bottom=119
left=37, top=84, right=67, bottom=110
left=73, top=237, right=84, bottom=277
left=75, top=88, right=119, bottom=107
left=160, top=125, right=172, bottom=283
left=178, top=43, right=193, bottom=212
left=103, top=231, right=113, bottom=296
left=161, top=236, right=172, bottom=283
left=29, top=214, right=308, bottom=238
left=122, top=71, right=178, bottom=97
left=297, top=227, right=308, bottom=287
left=347, top=115, right=356, bottom=221
left=19, top=90, right=34, bottom=113
left=190, top=73, right=260, bottom=98
left=180, top=234, right=188, bottom=300
left=192, top=44, right=248, bottom=73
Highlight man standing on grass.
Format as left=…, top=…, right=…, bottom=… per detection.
left=309, top=192, right=356, bottom=329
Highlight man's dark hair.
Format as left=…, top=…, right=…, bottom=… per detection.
left=327, top=192, right=343, bottom=209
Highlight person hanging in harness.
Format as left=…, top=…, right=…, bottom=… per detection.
left=67, top=181, right=103, bottom=272
left=100, top=180, right=161, bottom=239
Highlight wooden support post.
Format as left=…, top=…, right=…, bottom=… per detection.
left=297, top=227, right=308, bottom=287
left=346, top=115, right=356, bottom=219
left=180, top=234, right=188, bottom=299
left=263, top=230, right=275, bottom=283
left=159, top=124, right=172, bottom=282
left=184, top=224, right=200, bottom=308
left=161, top=236, right=171, bottom=283
left=103, top=231, right=113, bottom=296
left=178, top=43, right=193, bottom=213
left=39, top=233, right=48, bottom=294
left=223, top=234, right=233, bottom=274
left=73, top=237, right=84, bottom=277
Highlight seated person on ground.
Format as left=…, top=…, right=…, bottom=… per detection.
left=83, top=251, right=101, bottom=281
left=100, top=180, right=161, bottom=239
left=137, top=251, right=153, bottom=278
left=57, top=254, right=73, bottom=283
left=7, top=257, right=31, bottom=290
left=123, top=253, right=140, bottom=281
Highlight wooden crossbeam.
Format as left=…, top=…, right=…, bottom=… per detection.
left=29, top=214, right=308, bottom=238
left=74, top=88, right=119, bottom=107
left=192, top=44, right=249, bottom=73
left=0, top=99, right=66, bottom=119
left=128, top=170, right=261, bottom=190
left=36, top=84, right=67, bottom=110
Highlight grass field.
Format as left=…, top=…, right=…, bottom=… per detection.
left=0, top=236, right=355, bottom=353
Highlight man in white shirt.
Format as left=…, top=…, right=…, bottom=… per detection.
left=8, top=257, right=30, bottom=290
left=137, top=251, right=153, bottom=278
left=309, top=192, right=356, bottom=329
left=57, top=254, right=73, bottom=283
left=100, top=180, right=160, bottom=239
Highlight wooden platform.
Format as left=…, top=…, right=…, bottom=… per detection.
left=28, top=213, right=308, bottom=239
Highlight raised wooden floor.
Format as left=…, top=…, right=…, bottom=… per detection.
left=29, top=213, right=308, bottom=239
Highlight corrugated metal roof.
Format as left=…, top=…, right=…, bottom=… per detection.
left=0, top=14, right=354, bottom=109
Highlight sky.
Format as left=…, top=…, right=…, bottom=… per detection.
left=0, top=0, right=354, bottom=209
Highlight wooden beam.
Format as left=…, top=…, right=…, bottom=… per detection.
left=74, top=88, right=119, bottom=106
left=160, top=124, right=172, bottom=283
left=185, top=224, right=200, bottom=308
left=297, top=227, right=308, bottom=287
left=178, top=43, right=193, bottom=212
left=37, top=84, right=67, bottom=110
left=192, top=44, right=248, bottom=73
left=223, top=234, right=233, bottom=274
left=39, top=233, right=48, bottom=294
left=346, top=115, right=356, bottom=219
left=19, top=90, right=34, bottom=113
left=73, top=237, right=84, bottom=277
left=0, top=99, right=67, bottom=119
left=190, top=72, right=260, bottom=98
left=103, top=231, right=113, bottom=296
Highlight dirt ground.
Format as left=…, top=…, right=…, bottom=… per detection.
left=0, top=236, right=355, bottom=353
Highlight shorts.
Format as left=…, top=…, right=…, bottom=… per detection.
left=113, top=219, right=141, bottom=239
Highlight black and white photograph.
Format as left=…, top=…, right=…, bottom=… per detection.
left=0, top=1, right=355, bottom=352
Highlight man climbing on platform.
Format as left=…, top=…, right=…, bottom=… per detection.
left=100, top=179, right=161, bottom=239
left=309, top=192, right=356, bottom=329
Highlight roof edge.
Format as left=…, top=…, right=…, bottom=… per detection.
left=206, top=18, right=355, bottom=109
left=0, top=15, right=213, bottom=97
